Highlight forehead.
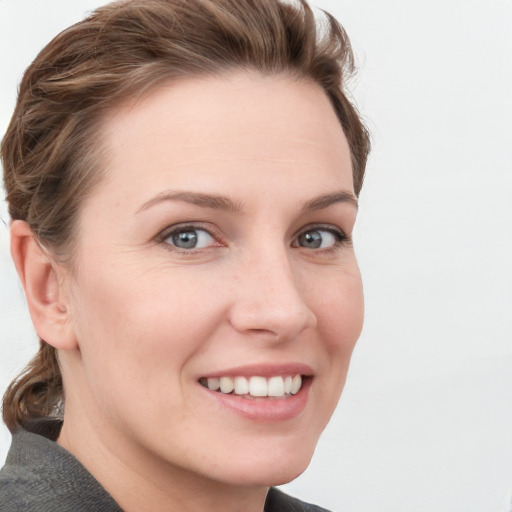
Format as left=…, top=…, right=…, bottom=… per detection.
left=93, top=71, right=353, bottom=208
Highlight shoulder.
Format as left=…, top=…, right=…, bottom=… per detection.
left=0, top=478, right=24, bottom=512
left=0, top=426, right=56, bottom=511
left=0, top=422, right=122, bottom=512
left=0, top=463, right=52, bottom=512
left=265, top=487, right=332, bottom=512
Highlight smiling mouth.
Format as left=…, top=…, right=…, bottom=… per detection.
left=199, top=375, right=305, bottom=398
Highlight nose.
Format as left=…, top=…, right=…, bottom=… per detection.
left=227, top=248, right=317, bottom=342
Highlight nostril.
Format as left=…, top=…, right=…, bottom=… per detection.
left=228, top=304, right=316, bottom=341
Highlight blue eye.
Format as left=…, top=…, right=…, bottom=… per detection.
left=163, top=228, right=216, bottom=250
left=296, top=228, right=344, bottom=249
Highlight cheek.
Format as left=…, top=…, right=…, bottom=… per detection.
left=312, top=265, right=363, bottom=414
left=67, top=263, right=223, bottom=391
left=314, top=266, right=364, bottom=354
left=297, top=266, right=363, bottom=434
left=66, top=268, right=226, bottom=438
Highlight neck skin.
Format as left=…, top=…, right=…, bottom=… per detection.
left=57, top=363, right=268, bottom=512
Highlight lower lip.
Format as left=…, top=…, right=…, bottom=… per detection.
left=200, top=378, right=312, bottom=423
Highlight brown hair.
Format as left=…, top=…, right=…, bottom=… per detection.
left=1, top=0, right=370, bottom=432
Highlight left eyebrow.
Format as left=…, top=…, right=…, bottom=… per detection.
left=301, top=191, right=358, bottom=212
left=135, top=190, right=243, bottom=214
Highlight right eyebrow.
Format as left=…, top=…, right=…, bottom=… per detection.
left=135, top=190, right=244, bottom=214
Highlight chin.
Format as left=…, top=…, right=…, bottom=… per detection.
left=262, top=464, right=311, bottom=487
left=212, top=441, right=316, bottom=487
left=220, top=463, right=311, bottom=488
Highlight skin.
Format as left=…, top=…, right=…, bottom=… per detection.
left=14, top=72, right=364, bottom=512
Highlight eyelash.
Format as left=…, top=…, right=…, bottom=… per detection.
left=157, top=223, right=350, bottom=253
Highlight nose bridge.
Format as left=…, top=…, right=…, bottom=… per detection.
left=229, top=242, right=317, bottom=339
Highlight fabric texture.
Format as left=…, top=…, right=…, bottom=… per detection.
left=0, top=419, right=330, bottom=511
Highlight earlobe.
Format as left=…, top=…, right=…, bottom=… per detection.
left=10, top=220, right=78, bottom=351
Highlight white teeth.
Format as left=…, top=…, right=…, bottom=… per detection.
left=203, top=374, right=304, bottom=397
left=207, top=377, right=220, bottom=391
left=234, top=376, right=249, bottom=395
left=291, top=375, right=302, bottom=395
left=284, top=376, right=292, bottom=394
left=268, top=376, right=285, bottom=397
left=219, top=376, right=234, bottom=394
left=249, top=376, right=268, bottom=397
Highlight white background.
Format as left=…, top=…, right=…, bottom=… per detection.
left=1, top=1, right=511, bottom=511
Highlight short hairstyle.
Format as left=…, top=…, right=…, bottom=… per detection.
left=1, top=0, right=370, bottom=432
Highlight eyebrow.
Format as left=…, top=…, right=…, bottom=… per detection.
left=136, top=190, right=243, bottom=214
left=301, top=191, right=358, bottom=212
left=136, top=189, right=357, bottom=214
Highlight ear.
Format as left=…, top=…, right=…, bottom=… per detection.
left=10, top=220, right=78, bottom=351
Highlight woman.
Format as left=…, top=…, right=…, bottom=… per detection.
left=0, top=0, right=370, bottom=510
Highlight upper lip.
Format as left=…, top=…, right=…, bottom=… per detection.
left=199, top=363, right=314, bottom=379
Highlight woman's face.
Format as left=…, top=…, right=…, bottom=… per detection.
left=60, top=72, right=363, bottom=488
